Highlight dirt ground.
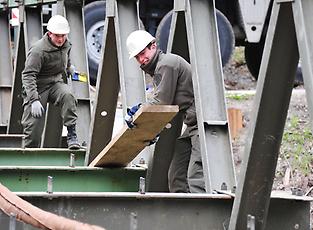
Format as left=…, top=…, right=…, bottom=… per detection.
left=223, top=55, right=313, bottom=221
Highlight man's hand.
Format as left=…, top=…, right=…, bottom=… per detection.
left=68, top=65, right=76, bottom=76
left=125, top=103, right=142, bottom=128
left=31, top=100, right=44, bottom=118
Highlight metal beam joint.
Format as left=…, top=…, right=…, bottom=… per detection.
left=275, top=0, right=294, bottom=3
left=106, top=0, right=115, bottom=17
left=174, top=0, right=186, bottom=11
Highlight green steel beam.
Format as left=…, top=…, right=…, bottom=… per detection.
left=0, top=148, right=85, bottom=166
left=0, top=166, right=145, bottom=192
left=0, top=192, right=311, bottom=230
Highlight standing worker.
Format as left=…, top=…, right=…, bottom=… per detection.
left=21, top=15, right=80, bottom=150
left=126, top=30, right=205, bottom=193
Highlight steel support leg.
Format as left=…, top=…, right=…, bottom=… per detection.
left=41, top=0, right=64, bottom=148
left=64, top=1, right=91, bottom=147
left=146, top=112, right=184, bottom=192
left=8, top=6, right=42, bottom=134
left=293, top=0, right=313, bottom=133
left=0, top=10, right=13, bottom=134
left=86, top=0, right=146, bottom=164
left=229, top=2, right=299, bottom=229
left=168, top=0, right=236, bottom=193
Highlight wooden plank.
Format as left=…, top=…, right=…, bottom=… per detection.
left=227, top=108, right=243, bottom=139
left=89, top=105, right=179, bottom=167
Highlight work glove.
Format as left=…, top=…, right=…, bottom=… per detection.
left=147, top=134, right=160, bottom=146
left=31, top=100, right=44, bottom=118
left=68, top=65, right=88, bottom=82
left=68, top=64, right=76, bottom=76
left=125, top=103, right=142, bottom=128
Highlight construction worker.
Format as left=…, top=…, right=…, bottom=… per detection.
left=21, top=15, right=80, bottom=150
left=126, top=30, right=205, bottom=193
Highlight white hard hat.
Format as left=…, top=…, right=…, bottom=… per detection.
left=126, top=30, right=155, bottom=59
left=47, top=15, right=70, bottom=34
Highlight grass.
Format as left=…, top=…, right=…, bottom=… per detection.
left=226, top=93, right=252, bottom=101
left=280, top=115, right=313, bottom=175
left=232, top=46, right=246, bottom=66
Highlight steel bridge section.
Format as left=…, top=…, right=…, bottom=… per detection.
left=0, top=166, right=145, bottom=192
left=229, top=0, right=313, bottom=229
left=167, top=0, right=236, bottom=193
left=86, top=0, right=147, bottom=164
left=7, top=6, right=43, bottom=135
left=0, top=192, right=310, bottom=230
left=0, top=10, right=13, bottom=134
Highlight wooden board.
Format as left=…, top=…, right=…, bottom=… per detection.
left=89, top=105, right=179, bottom=167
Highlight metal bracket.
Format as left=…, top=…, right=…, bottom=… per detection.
left=47, top=176, right=53, bottom=194
left=107, top=0, right=115, bottom=17
left=0, top=0, right=8, bottom=11
left=275, top=0, right=294, bottom=3
left=17, top=0, right=24, bottom=23
left=9, top=213, right=17, bottom=230
left=247, top=214, right=255, bottom=230
left=174, top=0, right=186, bottom=11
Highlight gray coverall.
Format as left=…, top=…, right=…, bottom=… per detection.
left=141, top=50, right=205, bottom=193
left=21, top=33, right=77, bottom=147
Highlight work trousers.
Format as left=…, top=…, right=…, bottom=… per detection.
left=168, top=125, right=206, bottom=193
left=21, top=82, right=77, bottom=147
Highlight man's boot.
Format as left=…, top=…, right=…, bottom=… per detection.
left=67, top=125, right=80, bottom=150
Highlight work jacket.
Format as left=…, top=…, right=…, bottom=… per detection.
left=22, top=33, right=72, bottom=104
left=141, top=50, right=197, bottom=126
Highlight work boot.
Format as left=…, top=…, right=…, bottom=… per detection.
left=67, top=125, right=80, bottom=150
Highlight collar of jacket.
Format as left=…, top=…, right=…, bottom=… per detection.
left=42, top=33, right=71, bottom=52
left=140, top=49, right=162, bottom=76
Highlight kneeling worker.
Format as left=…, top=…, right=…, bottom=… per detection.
left=21, top=15, right=80, bottom=150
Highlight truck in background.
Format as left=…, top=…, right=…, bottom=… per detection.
left=7, top=0, right=302, bottom=85
left=84, top=0, right=277, bottom=85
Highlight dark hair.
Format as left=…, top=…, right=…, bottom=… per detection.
left=146, top=40, right=156, bottom=49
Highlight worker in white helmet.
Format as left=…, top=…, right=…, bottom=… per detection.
left=21, top=15, right=80, bottom=149
left=126, top=30, right=205, bottom=193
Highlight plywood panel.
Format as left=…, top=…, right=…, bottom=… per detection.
left=89, top=105, right=179, bottom=167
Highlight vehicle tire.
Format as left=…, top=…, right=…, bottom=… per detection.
left=84, top=1, right=145, bottom=85
left=84, top=1, right=106, bottom=85
left=155, top=9, right=235, bottom=67
left=245, top=37, right=303, bottom=85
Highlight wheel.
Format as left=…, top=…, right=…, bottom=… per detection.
left=84, top=1, right=144, bottom=85
left=155, top=9, right=235, bottom=67
left=84, top=1, right=106, bottom=85
left=245, top=38, right=303, bottom=85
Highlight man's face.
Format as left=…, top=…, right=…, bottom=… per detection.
left=135, top=43, right=157, bottom=65
left=48, top=32, right=67, bottom=47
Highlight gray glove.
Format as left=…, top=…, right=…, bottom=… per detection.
left=68, top=64, right=75, bottom=76
left=31, top=100, right=44, bottom=118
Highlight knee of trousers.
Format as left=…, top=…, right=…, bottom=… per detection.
left=62, top=93, right=77, bottom=105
